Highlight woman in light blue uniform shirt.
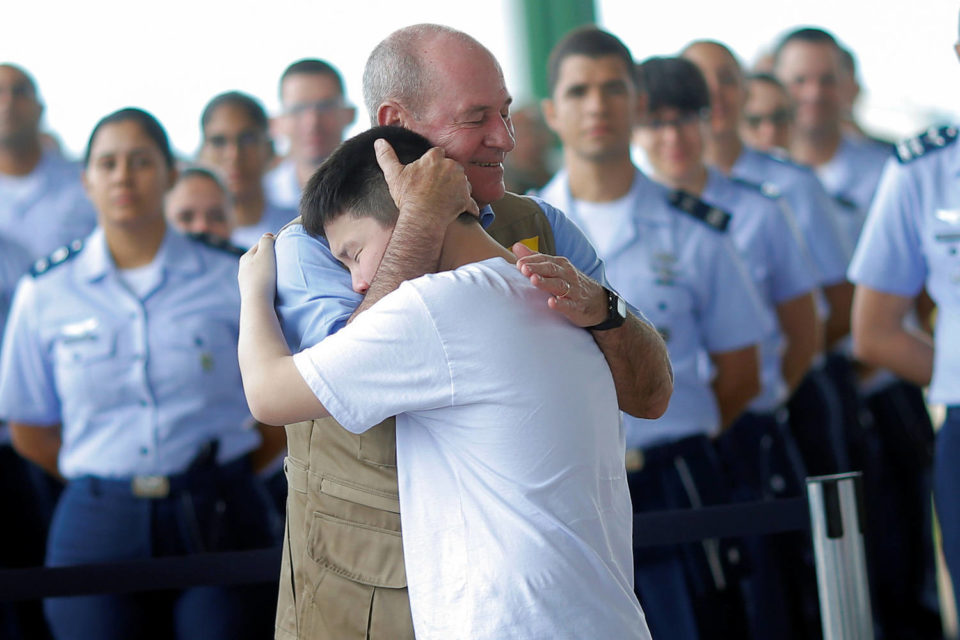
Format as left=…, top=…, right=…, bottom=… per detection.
left=850, top=122, right=960, bottom=618
left=197, top=92, right=296, bottom=249
left=634, top=56, right=820, bottom=640
left=0, top=108, right=276, bottom=640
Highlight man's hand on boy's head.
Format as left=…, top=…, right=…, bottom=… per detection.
left=512, top=243, right=607, bottom=328
left=374, top=138, right=480, bottom=225
left=238, top=233, right=278, bottom=304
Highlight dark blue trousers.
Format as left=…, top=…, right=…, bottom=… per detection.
left=629, top=434, right=751, bottom=640
left=43, top=456, right=277, bottom=640
left=934, top=408, right=960, bottom=635
left=717, top=410, right=821, bottom=640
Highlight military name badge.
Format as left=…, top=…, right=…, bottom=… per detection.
left=651, top=252, right=678, bottom=286
left=60, top=317, right=100, bottom=344
left=935, top=209, right=960, bottom=242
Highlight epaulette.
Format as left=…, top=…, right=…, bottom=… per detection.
left=896, top=126, right=958, bottom=164
left=833, top=195, right=859, bottom=213
left=729, top=176, right=781, bottom=199
left=667, top=190, right=730, bottom=231
left=30, top=239, right=84, bottom=277
left=187, top=232, right=246, bottom=257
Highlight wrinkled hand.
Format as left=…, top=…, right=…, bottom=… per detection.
left=512, top=243, right=606, bottom=328
left=374, top=138, right=480, bottom=225
left=239, top=233, right=278, bottom=303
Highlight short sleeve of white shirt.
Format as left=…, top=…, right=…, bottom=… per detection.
left=293, top=281, right=454, bottom=432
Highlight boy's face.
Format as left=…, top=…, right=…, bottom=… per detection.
left=325, top=213, right=395, bottom=295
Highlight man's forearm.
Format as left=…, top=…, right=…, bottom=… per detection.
left=592, top=314, right=673, bottom=419
left=10, top=423, right=63, bottom=480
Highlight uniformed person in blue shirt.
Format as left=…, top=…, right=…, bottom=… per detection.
left=850, top=114, right=960, bottom=640
left=682, top=39, right=855, bottom=481
left=0, top=108, right=277, bottom=640
left=0, top=64, right=97, bottom=260
left=539, top=29, right=769, bottom=640
left=633, top=55, right=824, bottom=640
left=0, top=233, right=54, bottom=640
left=776, top=27, right=942, bottom=638
left=197, top=91, right=296, bottom=249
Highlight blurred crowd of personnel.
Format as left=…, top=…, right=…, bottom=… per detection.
left=0, top=16, right=954, bottom=640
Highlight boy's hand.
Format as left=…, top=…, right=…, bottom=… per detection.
left=239, top=233, right=278, bottom=303
left=374, top=138, right=480, bottom=224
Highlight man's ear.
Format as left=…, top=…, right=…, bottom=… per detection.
left=377, top=101, right=408, bottom=127
left=541, top=97, right=557, bottom=133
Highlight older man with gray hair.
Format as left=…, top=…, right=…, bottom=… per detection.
left=271, top=23, right=672, bottom=640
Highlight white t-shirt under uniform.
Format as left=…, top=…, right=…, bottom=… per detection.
left=293, top=257, right=649, bottom=640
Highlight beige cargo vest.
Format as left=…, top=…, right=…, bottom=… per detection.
left=275, top=193, right=557, bottom=639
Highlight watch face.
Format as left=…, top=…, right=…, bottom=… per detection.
left=615, top=295, right=627, bottom=318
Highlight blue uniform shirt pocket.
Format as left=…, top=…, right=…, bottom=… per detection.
left=53, top=323, right=123, bottom=405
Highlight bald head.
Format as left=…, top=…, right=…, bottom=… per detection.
left=681, top=40, right=746, bottom=137
left=362, top=23, right=515, bottom=207
left=0, top=64, right=43, bottom=148
left=362, top=24, right=497, bottom=124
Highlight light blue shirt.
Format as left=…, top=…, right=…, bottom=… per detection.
left=0, top=235, right=31, bottom=446
left=849, top=126, right=960, bottom=405
left=703, top=168, right=817, bottom=411
left=0, top=235, right=31, bottom=344
left=264, top=159, right=301, bottom=211
left=0, top=150, right=97, bottom=260
left=538, top=169, right=768, bottom=448
left=231, top=202, right=297, bottom=250
left=817, top=136, right=892, bottom=248
left=0, top=227, right=259, bottom=478
left=274, top=194, right=611, bottom=350
left=732, top=146, right=852, bottom=285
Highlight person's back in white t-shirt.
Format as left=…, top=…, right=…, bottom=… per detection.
left=293, top=257, right=648, bottom=640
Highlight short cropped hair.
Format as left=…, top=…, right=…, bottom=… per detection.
left=279, top=58, right=345, bottom=101
left=773, top=27, right=840, bottom=65
left=300, top=125, right=433, bottom=237
left=0, top=63, right=39, bottom=99
left=177, top=166, right=229, bottom=196
left=84, top=107, right=174, bottom=169
left=636, top=56, right=710, bottom=114
left=200, top=91, right=269, bottom=134
left=747, top=72, right=788, bottom=93
left=546, top=26, right=636, bottom=95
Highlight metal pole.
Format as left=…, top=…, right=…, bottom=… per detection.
left=806, top=472, right=874, bottom=640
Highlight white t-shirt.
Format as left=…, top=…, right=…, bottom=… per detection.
left=571, top=193, right=635, bottom=257
left=294, top=257, right=648, bottom=640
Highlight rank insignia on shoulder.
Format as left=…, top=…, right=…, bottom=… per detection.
left=30, top=238, right=84, bottom=277
left=729, top=176, right=781, bottom=200
left=187, top=232, right=246, bottom=257
left=667, top=190, right=731, bottom=231
left=896, top=126, right=959, bottom=164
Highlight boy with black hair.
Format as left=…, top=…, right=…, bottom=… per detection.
left=237, top=125, right=649, bottom=640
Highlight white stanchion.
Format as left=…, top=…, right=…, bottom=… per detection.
left=806, top=472, right=874, bottom=640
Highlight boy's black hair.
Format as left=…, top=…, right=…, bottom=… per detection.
left=300, top=125, right=433, bottom=237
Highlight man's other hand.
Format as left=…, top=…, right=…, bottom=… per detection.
left=374, top=138, right=480, bottom=223
left=512, top=243, right=607, bottom=328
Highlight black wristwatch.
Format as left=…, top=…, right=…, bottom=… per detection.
left=587, top=287, right=627, bottom=331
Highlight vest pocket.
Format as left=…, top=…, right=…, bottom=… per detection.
left=306, top=500, right=406, bottom=588
left=357, top=418, right=397, bottom=468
